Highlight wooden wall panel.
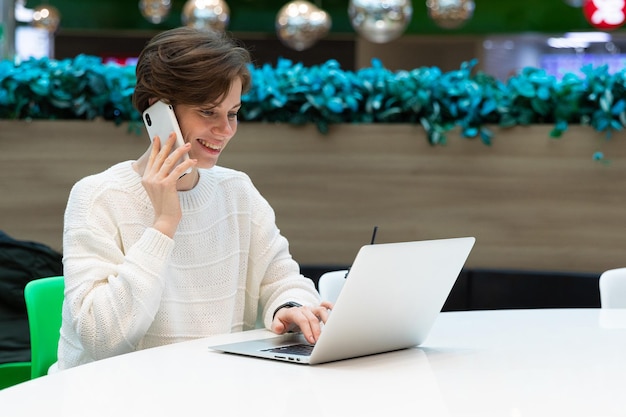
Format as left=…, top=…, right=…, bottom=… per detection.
left=1, top=120, right=625, bottom=273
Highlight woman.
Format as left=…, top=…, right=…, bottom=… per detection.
left=58, top=27, right=330, bottom=370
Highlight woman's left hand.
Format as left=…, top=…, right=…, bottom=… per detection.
left=271, top=301, right=334, bottom=344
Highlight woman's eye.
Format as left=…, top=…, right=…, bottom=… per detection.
left=198, top=109, right=238, bottom=119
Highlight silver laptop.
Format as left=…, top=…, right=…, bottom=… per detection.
left=209, top=236, right=475, bottom=365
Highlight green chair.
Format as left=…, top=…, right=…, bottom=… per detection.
left=24, top=276, right=64, bottom=379
left=0, top=361, right=31, bottom=390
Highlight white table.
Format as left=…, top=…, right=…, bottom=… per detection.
left=1, top=309, right=625, bottom=417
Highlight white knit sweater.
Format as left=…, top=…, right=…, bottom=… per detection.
left=58, top=161, right=320, bottom=370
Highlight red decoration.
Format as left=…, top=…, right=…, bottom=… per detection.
left=583, top=0, right=626, bottom=30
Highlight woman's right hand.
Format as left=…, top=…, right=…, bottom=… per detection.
left=141, top=133, right=196, bottom=238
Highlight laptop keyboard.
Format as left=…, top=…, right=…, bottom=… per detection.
left=263, top=344, right=314, bottom=356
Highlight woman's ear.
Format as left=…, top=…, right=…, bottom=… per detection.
left=148, top=98, right=158, bottom=106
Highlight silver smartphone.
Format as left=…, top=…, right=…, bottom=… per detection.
left=142, top=100, right=191, bottom=175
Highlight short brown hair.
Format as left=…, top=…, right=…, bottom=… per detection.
left=132, top=27, right=252, bottom=114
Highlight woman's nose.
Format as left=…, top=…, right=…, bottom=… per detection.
left=212, top=116, right=233, bottom=136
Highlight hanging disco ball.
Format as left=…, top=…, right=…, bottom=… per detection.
left=426, top=0, right=475, bottom=30
left=181, top=0, right=230, bottom=32
left=276, top=0, right=332, bottom=51
left=139, top=0, right=172, bottom=24
left=31, top=4, right=61, bottom=33
left=348, top=0, right=413, bottom=43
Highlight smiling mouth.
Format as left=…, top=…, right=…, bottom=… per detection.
left=198, top=138, right=222, bottom=151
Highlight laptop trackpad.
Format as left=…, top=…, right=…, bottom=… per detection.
left=209, top=333, right=311, bottom=358
left=262, top=343, right=314, bottom=356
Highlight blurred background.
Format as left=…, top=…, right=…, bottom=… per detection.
left=2, top=0, right=625, bottom=310
left=2, top=0, right=625, bottom=80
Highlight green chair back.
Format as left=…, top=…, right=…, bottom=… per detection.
left=24, top=276, right=64, bottom=379
left=0, top=361, right=31, bottom=389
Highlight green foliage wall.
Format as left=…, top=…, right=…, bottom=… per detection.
left=2, top=54, right=626, bottom=153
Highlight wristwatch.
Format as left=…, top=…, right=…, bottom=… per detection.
left=272, top=301, right=302, bottom=319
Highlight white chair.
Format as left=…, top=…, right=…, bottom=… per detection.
left=317, top=270, right=348, bottom=304
left=599, top=268, right=626, bottom=308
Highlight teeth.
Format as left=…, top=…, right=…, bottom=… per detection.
left=198, top=139, right=221, bottom=151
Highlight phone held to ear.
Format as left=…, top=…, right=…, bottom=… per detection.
left=142, top=100, right=192, bottom=175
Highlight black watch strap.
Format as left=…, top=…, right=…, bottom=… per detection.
left=272, top=301, right=302, bottom=319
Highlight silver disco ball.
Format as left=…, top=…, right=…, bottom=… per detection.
left=426, top=0, right=475, bottom=30
left=31, top=4, right=61, bottom=33
left=181, top=0, right=230, bottom=32
left=139, top=0, right=172, bottom=24
left=276, top=1, right=332, bottom=51
left=348, top=0, right=413, bottom=43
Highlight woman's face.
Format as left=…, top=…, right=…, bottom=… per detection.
left=174, top=77, right=243, bottom=169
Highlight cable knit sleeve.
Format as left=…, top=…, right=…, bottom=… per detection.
left=59, top=164, right=173, bottom=368
left=237, top=175, right=321, bottom=329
